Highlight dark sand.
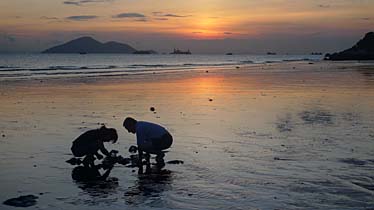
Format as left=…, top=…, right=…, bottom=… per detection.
left=0, top=61, right=374, bottom=209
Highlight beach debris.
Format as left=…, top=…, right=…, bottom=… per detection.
left=166, top=160, right=184, bottom=164
left=205, top=70, right=209, bottom=73
left=236, top=66, right=240, bottom=69
left=339, top=158, right=367, bottom=166
left=150, top=107, right=155, bottom=112
left=1, top=134, right=5, bottom=138
left=3, top=195, right=39, bottom=207
left=209, top=98, right=213, bottom=102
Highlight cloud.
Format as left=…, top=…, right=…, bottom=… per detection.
left=113, top=13, right=146, bottom=18
left=63, top=1, right=80, bottom=5
left=318, top=4, right=330, bottom=8
left=40, top=16, right=59, bottom=20
left=154, top=18, right=168, bottom=21
left=361, top=17, right=371, bottom=21
left=63, top=0, right=114, bottom=6
left=66, top=15, right=99, bottom=21
left=224, top=32, right=233, bottom=35
left=152, top=12, right=189, bottom=18
left=163, top=14, right=189, bottom=18
left=192, top=31, right=203, bottom=34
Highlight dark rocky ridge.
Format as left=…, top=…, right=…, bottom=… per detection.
left=325, top=32, right=374, bottom=60
left=42, top=36, right=137, bottom=54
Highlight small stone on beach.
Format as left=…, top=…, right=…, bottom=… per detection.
left=150, top=107, right=155, bottom=112
left=3, top=195, right=38, bottom=207
left=209, top=98, right=213, bottom=102
left=166, top=160, right=184, bottom=164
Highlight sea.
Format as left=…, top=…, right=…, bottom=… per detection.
left=0, top=54, right=322, bottom=80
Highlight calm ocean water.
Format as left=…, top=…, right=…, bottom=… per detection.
left=0, top=54, right=322, bottom=80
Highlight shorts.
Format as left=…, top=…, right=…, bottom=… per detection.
left=142, top=133, right=173, bottom=154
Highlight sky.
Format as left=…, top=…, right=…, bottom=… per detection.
left=0, top=0, right=373, bottom=53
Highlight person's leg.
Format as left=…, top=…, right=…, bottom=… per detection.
left=155, top=152, right=165, bottom=169
left=144, top=152, right=151, bottom=174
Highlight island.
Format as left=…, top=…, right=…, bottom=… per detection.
left=170, top=48, right=191, bottom=54
left=42, top=36, right=137, bottom=54
left=325, top=32, right=374, bottom=60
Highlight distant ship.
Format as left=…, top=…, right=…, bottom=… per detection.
left=226, top=53, right=233, bottom=55
left=170, top=48, right=191, bottom=54
left=133, top=50, right=157, bottom=54
left=310, top=52, right=323, bottom=55
left=267, top=52, right=277, bottom=55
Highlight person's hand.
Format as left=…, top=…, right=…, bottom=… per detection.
left=96, top=154, right=103, bottom=160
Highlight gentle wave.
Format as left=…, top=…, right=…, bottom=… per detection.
left=0, top=54, right=323, bottom=80
left=0, top=63, right=238, bottom=73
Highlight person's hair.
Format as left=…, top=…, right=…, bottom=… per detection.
left=99, top=125, right=118, bottom=143
left=123, top=117, right=137, bottom=128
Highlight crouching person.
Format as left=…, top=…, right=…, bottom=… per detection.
left=123, top=117, right=173, bottom=173
left=71, top=125, right=118, bottom=167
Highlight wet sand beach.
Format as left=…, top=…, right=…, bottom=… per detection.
left=0, top=61, right=374, bottom=209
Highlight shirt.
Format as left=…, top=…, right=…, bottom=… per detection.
left=136, top=121, right=168, bottom=146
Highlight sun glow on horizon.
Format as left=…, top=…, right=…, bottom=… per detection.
left=1, top=0, right=373, bottom=52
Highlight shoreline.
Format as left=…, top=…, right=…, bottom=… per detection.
left=1, top=60, right=374, bottom=87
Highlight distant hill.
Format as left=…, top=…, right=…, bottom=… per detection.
left=42, top=37, right=137, bottom=54
left=325, top=32, right=374, bottom=60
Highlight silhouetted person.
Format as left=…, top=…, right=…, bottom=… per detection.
left=123, top=117, right=173, bottom=173
left=71, top=125, right=118, bottom=167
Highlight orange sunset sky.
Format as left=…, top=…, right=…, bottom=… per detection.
left=0, top=0, right=373, bottom=53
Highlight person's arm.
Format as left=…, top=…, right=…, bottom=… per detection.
left=99, top=141, right=110, bottom=156
left=95, top=151, right=103, bottom=160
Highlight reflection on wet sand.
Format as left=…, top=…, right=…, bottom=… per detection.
left=71, top=166, right=119, bottom=205
left=1, top=61, right=373, bottom=209
left=124, top=170, right=173, bottom=206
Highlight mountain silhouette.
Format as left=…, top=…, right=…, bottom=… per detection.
left=42, top=37, right=137, bottom=53
left=325, top=32, right=374, bottom=60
